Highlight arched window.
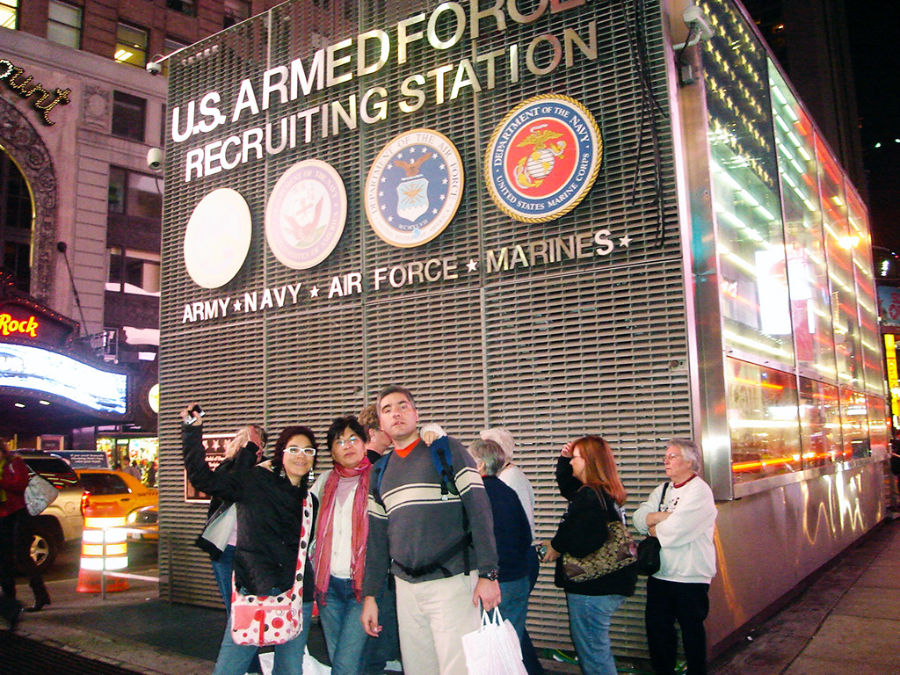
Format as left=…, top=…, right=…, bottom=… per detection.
left=0, top=149, right=34, bottom=292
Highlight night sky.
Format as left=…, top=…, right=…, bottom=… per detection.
left=847, top=1, right=900, bottom=255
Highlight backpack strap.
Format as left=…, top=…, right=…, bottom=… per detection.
left=429, top=435, right=458, bottom=501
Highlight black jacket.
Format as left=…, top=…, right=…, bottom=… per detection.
left=194, top=442, right=259, bottom=560
left=182, top=425, right=317, bottom=598
left=551, top=456, right=636, bottom=596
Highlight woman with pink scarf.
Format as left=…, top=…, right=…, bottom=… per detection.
left=310, top=415, right=373, bottom=674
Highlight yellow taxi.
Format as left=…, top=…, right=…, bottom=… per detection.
left=75, top=469, right=158, bottom=538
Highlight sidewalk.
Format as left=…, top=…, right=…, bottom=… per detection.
left=2, top=516, right=898, bottom=673
left=7, top=574, right=220, bottom=673
left=710, top=514, right=900, bottom=674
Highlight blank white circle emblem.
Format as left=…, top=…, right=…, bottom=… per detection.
left=183, top=188, right=252, bottom=289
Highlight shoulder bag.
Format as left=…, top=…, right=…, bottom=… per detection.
left=561, top=487, right=637, bottom=583
left=230, top=494, right=313, bottom=647
left=635, top=482, right=670, bottom=576
left=25, top=472, right=60, bottom=516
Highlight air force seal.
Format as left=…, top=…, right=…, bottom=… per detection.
left=365, top=129, right=464, bottom=248
left=265, top=159, right=347, bottom=270
left=485, top=95, right=602, bottom=223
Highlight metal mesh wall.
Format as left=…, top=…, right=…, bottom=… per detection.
left=159, top=0, right=691, bottom=657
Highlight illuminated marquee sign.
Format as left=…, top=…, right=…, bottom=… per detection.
left=0, top=343, right=127, bottom=415
left=0, top=313, right=39, bottom=338
left=0, top=300, right=76, bottom=347
left=0, top=59, right=71, bottom=125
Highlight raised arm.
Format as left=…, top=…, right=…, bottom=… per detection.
left=180, top=405, right=249, bottom=503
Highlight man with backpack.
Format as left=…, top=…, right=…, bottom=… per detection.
left=360, top=385, right=500, bottom=675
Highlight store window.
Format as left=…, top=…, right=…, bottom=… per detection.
left=0, top=150, right=33, bottom=292
left=703, top=10, right=793, bottom=370
left=769, top=66, right=836, bottom=382
left=107, top=248, right=160, bottom=295
left=115, top=22, right=148, bottom=68
left=700, top=2, right=886, bottom=492
left=111, top=91, right=146, bottom=141
left=223, top=0, right=250, bottom=28
left=839, top=387, right=870, bottom=460
left=818, top=141, right=863, bottom=391
left=846, top=188, right=882, bottom=396
left=0, top=0, right=17, bottom=30
left=797, top=377, right=841, bottom=468
left=727, top=358, right=802, bottom=483
left=47, top=1, right=81, bottom=49
left=108, top=166, right=162, bottom=219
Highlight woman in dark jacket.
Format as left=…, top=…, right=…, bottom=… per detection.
left=0, top=439, right=51, bottom=629
left=181, top=405, right=318, bottom=675
left=542, top=436, right=636, bottom=675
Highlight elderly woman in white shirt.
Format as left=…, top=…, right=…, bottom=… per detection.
left=633, top=438, right=717, bottom=675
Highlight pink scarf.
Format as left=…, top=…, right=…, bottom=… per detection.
left=313, top=457, right=371, bottom=604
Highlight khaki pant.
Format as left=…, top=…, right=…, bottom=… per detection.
left=395, top=571, right=480, bottom=675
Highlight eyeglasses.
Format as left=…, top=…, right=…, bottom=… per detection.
left=285, top=446, right=316, bottom=457
left=335, top=435, right=360, bottom=448
left=663, top=453, right=683, bottom=462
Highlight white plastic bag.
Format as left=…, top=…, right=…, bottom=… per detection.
left=25, top=472, right=59, bottom=516
left=462, top=608, right=527, bottom=675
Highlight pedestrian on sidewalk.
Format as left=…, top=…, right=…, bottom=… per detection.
left=0, top=438, right=51, bottom=629
left=360, top=385, right=501, bottom=675
left=310, top=415, right=377, bottom=674
left=634, top=439, right=717, bottom=675
left=357, top=403, right=401, bottom=673
left=469, top=438, right=543, bottom=674
left=195, top=423, right=268, bottom=674
left=541, top=436, right=636, bottom=675
left=181, top=404, right=318, bottom=675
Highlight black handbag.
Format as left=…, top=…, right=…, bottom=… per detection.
left=635, top=482, right=670, bottom=576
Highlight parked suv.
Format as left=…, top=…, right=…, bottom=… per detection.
left=13, top=452, right=84, bottom=573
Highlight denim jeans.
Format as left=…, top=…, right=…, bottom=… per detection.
left=364, top=576, right=400, bottom=674
left=566, top=592, right=626, bottom=675
left=213, top=599, right=313, bottom=675
left=498, top=576, right=530, bottom=643
left=319, top=576, right=369, bottom=674
left=211, top=544, right=236, bottom=609
left=211, top=546, right=262, bottom=673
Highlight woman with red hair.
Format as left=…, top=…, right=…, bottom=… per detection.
left=541, top=436, right=636, bottom=675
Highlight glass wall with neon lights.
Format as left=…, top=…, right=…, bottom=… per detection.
left=700, top=1, right=886, bottom=485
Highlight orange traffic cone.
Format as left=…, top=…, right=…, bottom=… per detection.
left=76, top=496, right=129, bottom=593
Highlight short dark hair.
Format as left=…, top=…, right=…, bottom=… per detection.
left=326, top=416, right=367, bottom=452
left=376, top=385, right=416, bottom=411
left=272, top=425, right=317, bottom=488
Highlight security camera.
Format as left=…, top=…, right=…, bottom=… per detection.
left=146, top=61, right=162, bottom=75
left=683, top=4, right=714, bottom=41
left=147, top=147, right=163, bottom=171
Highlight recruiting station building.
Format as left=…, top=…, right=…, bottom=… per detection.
left=158, top=0, right=888, bottom=659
